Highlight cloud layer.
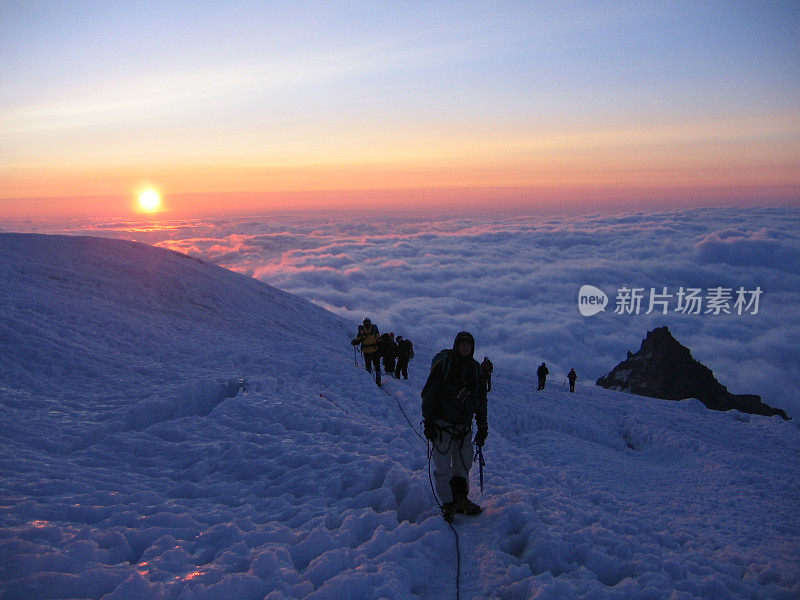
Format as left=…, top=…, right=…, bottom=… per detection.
left=7, top=206, right=800, bottom=418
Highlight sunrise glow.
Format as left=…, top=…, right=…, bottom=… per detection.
left=0, top=3, right=797, bottom=218
left=137, top=189, right=161, bottom=213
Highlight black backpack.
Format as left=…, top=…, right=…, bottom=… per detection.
left=430, top=349, right=479, bottom=382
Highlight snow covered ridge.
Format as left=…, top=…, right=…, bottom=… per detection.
left=1, top=233, right=799, bottom=599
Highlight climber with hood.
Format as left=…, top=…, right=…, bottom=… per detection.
left=421, top=331, right=489, bottom=522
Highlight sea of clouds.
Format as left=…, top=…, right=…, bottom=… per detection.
left=5, top=206, right=799, bottom=418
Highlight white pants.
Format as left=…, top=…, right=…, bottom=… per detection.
left=431, top=420, right=473, bottom=504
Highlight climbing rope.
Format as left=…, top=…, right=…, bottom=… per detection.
left=379, top=386, right=424, bottom=442
left=427, top=438, right=462, bottom=600
left=319, top=393, right=349, bottom=414
left=380, top=384, right=462, bottom=600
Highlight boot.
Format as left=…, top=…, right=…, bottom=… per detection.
left=441, top=502, right=456, bottom=523
left=449, top=477, right=482, bottom=516
left=457, top=496, right=482, bottom=515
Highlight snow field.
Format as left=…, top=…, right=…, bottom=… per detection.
left=1, top=233, right=798, bottom=599
left=2, top=373, right=454, bottom=599
left=469, top=374, right=800, bottom=599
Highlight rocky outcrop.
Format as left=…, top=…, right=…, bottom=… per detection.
left=597, top=326, right=789, bottom=419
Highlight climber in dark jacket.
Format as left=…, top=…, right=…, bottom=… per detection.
left=395, top=336, right=414, bottom=380
left=379, top=332, right=398, bottom=377
left=421, top=331, right=488, bottom=522
left=537, top=362, right=549, bottom=390
left=567, top=368, right=577, bottom=392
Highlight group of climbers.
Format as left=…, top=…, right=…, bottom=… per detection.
left=353, top=319, right=492, bottom=522
left=378, top=332, right=415, bottom=380
left=352, top=320, right=487, bottom=521
left=351, top=318, right=578, bottom=524
left=351, top=318, right=415, bottom=385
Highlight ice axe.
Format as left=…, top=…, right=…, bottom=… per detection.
left=474, top=445, right=486, bottom=494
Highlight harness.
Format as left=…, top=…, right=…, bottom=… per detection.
left=427, top=419, right=486, bottom=495
left=427, top=421, right=471, bottom=454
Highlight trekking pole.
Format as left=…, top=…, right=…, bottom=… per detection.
left=353, top=345, right=357, bottom=366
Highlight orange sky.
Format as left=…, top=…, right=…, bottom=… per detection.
left=1, top=3, right=798, bottom=219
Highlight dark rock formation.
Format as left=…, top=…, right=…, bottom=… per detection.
left=597, top=326, right=789, bottom=419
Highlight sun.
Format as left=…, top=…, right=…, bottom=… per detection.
left=137, top=188, right=162, bottom=212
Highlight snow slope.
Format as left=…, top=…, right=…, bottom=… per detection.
left=1, top=233, right=798, bottom=600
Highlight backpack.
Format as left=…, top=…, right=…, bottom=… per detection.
left=431, top=349, right=451, bottom=370
left=430, top=348, right=479, bottom=383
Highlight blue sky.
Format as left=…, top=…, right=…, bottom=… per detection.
left=1, top=1, right=798, bottom=215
